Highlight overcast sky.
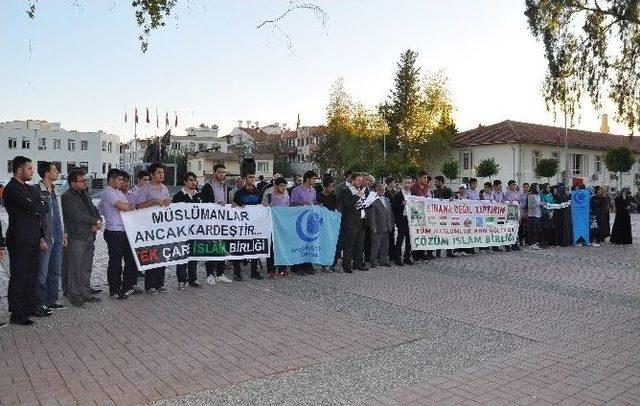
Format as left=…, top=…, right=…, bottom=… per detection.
left=0, top=0, right=628, bottom=141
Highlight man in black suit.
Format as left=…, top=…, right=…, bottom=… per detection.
left=337, top=172, right=368, bottom=273
left=392, top=176, right=414, bottom=266
left=4, top=156, right=49, bottom=325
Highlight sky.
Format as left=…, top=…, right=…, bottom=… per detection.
left=0, top=0, right=629, bottom=141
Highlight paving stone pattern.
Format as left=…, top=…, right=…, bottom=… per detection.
left=0, top=208, right=638, bottom=405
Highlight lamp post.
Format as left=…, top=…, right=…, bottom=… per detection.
left=564, top=109, right=569, bottom=185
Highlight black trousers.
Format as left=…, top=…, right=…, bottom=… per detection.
left=341, top=221, right=365, bottom=270
left=176, top=261, right=197, bottom=283
left=394, top=222, right=412, bottom=261
left=266, top=243, right=287, bottom=273
left=144, top=267, right=165, bottom=290
left=104, top=230, right=137, bottom=295
left=7, top=243, right=39, bottom=317
left=205, top=261, right=225, bottom=277
left=232, top=259, right=258, bottom=276
left=363, top=220, right=371, bottom=262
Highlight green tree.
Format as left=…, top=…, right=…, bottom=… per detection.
left=605, top=146, right=637, bottom=188
left=441, top=160, right=460, bottom=186
left=534, top=158, right=560, bottom=181
left=525, top=1, right=640, bottom=133
left=476, top=158, right=500, bottom=179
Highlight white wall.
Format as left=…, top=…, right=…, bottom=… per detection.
left=0, top=120, right=120, bottom=184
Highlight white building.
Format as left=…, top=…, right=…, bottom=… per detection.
left=449, top=119, right=640, bottom=191
left=169, top=124, right=226, bottom=153
left=0, top=120, right=120, bottom=187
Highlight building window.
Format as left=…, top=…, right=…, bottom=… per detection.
left=38, top=138, right=47, bottom=150
left=7, top=160, right=12, bottom=173
left=108, top=142, right=113, bottom=153
left=462, top=152, right=470, bottom=171
left=552, top=152, right=559, bottom=160
left=53, top=139, right=61, bottom=150
left=533, top=151, right=541, bottom=167
left=595, top=155, right=602, bottom=173
left=67, top=162, right=76, bottom=173
left=81, top=140, right=89, bottom=151
left=52, top=161, right=61, bottom=172
left=257, top=162, right=269, bottom=172
left=190, top=142, right=196, bottom=150
left=571, top=154, right=583, bottom=175
left=101, top=140, right=107, bottom=151
left=8, top=138, right=17, bottom=149
left=198, top=143, right=207, bottom=151
left=79, top=161, right=88, bottom=169
left=22, top=138, right=31, bottom=149
left=68, top=139, right=76, bottom=151
left=102, top=163, right=107, bottom=174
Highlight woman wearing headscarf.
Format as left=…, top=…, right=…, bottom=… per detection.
left=590, top=186, right=611, bottom=244
left=611, top=188, right=633, bottom=244
left=540, top=183, right=554, bottom=247
left=552, top=184, right=573, bottom=246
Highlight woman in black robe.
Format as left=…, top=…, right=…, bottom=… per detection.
left=590, top=187, right=611, bottom=243
left=611, top=188, right=633, bottom=245
left=552, top=184, right=573, bottom=246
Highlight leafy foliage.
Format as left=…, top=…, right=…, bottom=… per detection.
left=525, top=0, right=640, bottom=133
left=534, top=158, right=560, bottom=179
left=441, top=160, right=460, bottom=181
left=475, top=158, right=500, bottom=179
left=604, top=146, right=636, bottom=173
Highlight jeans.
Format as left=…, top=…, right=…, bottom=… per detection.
left=37, top=238, right=63, bottom=306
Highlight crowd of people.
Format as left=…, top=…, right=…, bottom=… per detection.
left=0, top=155, right=635, bottom=327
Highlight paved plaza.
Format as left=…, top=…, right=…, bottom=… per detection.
left=0, top=209, right=639, bottom=405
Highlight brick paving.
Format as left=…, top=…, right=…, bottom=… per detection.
left=0, top=209, right=638, bottom=405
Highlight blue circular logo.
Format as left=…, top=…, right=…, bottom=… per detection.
left=573, top=191, right=586, bottom=204
left=295, top=210, right=324, bottom=242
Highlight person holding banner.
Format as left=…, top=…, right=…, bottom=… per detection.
left=263, top=176, right=290, bottom=278
left=0, top=222, right=5, bottom=328
left=290, top=171, right=318, bottom=275
left=410, top=171, right=432, bottom=261
left=552, top=184, right=573, bottom=247
left=526, top=183, right=544, bottom=250
left=172, top=172, right=203, bottom=288
left=467, top=178, right=480, bottom=200
left=136, top=163, right=172, bottom=293
left=392, top=176, right=414, bottom=266
left=503, top=180, right=523, bottom=251
left=432, top=176, right=455, bottom=258
left=200, top=164, right=234, bottom=285
left=99, top=169, right=137, bottom=300
left=232, top=171, right=264, bottom=281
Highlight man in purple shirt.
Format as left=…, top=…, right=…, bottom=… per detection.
left=467, top=178, right=480, bottom=200
left=290, top=171, right=318, bottom=275
left=136, top=163, right=171, bottom=293
left=99, top=169, right=137, bottom=299
left=503, top=180, right=522, bottom=251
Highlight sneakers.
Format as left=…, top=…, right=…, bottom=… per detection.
left=279, top=269, right=290, bottom=277
left=267, top=271, right=277, bottom=279
left=529, top=243, right=541, bottom=250
left=157, top=287, right=168, bottom=293
left=47, top=303, right=66, bottom=309
left=215, top=275, right=233, bottom=283
left=177, top=282, right=186, bottom=290
left=591, top=242, right=601, bottom=247
left=188, top=281, right=202, bottom=288
left=123, top=288, right=138, bottom=297
left=146, top=288, right=158, bottom=294
left=206, top=275, right=217, bottom=285
left=111, top=291, right=128, bottom=300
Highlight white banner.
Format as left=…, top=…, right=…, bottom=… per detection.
left=122, top=203, right=272, bottom=271
left=406, top=197, right=520, bottom=250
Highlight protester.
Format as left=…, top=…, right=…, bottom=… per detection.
left=540, top=183, right=555, bottom=247
left=492, top=180, right=504, bottom=202
left=432, top=175, right=455, bottom=258
left=455, top=184, right=474, bottom=256
left=256, top=175, right=268, bottom=195
left=36, top=162, right=67, bottom=313
left=130, top=170, right=150, bottom=206
left=365, top=183, right=394, bottom=268
left=62, top=168, right=103, bottom=308
left=288, top=174, right=303, bottom=194
left=318, top=176, right=337, bottom=211
left=552, top=184, right=573, bottom=246
left=526, top=183, right=543, bottom=250
left=136, top=163, right=172, bottom=293
left=384, top=177, right=397, bottom=262
left=0, top=222, right=5, bottom=327
left=262, top=176, right=290, bottom=278
left=517, top=183, right=530, bottom=247
left=290, top=170, right=318, bottom=275
left=410, top=170, right=432, bottom=260
left=611, top=188, right=633, bottom=245
left=233, top=171, right=264, bottom=281
left=590, top=186, right=611, bottom=245
left=503, top=180, right=522, bottom=251
left=467, top=178, right=479, bottom=200
left=229, top=176, right=244, bottom=203
left=338, top=172, right=367, bottom=273
left=99, top=169, right=137, bottom=299
left=392, top=176, right=414, bottom=266
left=4, top=156, right=48, bottom=325
left=479, top=182, right=494, bottom=201
left=200, top=164, right=233, bottom=285
left=172, top=172, right=203, bottom=288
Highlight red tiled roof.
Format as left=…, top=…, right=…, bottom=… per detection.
left=281, top=130, right=298, bottom=139
left=238, top=127, right=281, bottom=143
left=454, top=120, right=640, bottom=153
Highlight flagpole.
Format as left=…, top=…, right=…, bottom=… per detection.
left=134, top=112, right=138, bottom=174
